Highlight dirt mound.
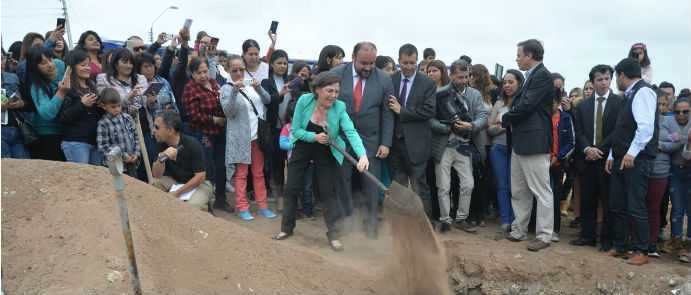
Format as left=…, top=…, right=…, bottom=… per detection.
left=0, top=159, right=403, bottom=294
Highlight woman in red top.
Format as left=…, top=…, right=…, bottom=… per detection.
left=74, top=31, right=105, bottom=80
left=182, top=56, right=226, bottom=209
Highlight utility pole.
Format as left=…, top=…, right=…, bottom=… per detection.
left=60, top=0, right=74, bottom=47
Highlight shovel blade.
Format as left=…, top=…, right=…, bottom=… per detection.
left=383, top=181, right=425, bottom=217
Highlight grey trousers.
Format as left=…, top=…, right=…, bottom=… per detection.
left=435, top=147, right=474, bottom=224
left=509, top=151, right=554, bottom=243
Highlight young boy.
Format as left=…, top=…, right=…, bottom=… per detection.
left=549, top=88, right=575, bottom=242
left=96, top=87, right=141, bottom=177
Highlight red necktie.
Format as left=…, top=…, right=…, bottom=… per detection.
left=354, top=76, right=363, bottom=113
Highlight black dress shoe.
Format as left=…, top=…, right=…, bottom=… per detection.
left=273, top=232, right=293, bottom=240
left=598, top=244, right=613, bottom=253
left=569, top=238, right=596, bottom=246
left=440, top=223, right=451, bottom=234
left=568, top=218, right=581, bottom=228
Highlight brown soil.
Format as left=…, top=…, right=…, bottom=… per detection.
left=1, top=159, right=690, bottom=294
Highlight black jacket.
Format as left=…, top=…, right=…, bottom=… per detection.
left=572, top=91, right=623, bottom=172
left=390, top=71, right=436, bottom=164
left=501, top=63, right=554, bottom=155
left=161, top=45, right=190, bottom=120
left=57, top=88, right=104, bottom=145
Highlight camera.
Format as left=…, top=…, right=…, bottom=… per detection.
left=242, top=78, right=253, bottom=86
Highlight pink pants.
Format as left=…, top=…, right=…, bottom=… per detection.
left=235, top=140, right=268, bottom=211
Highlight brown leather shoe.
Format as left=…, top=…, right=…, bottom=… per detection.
left=527, top=240, right=550, bottom=251
left=627, top=253, right=648, bottom=265
left=603, top=249, right=630, bottom=259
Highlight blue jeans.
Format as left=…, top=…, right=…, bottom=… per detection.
left=490, top=144, right=514, bottom=224
left=1, top=126, right=30, bottom=159
left=301, top=163, right=314, bottom=213
left=669, top=165, right=691, bottom=239
left=61, top=141, right=101, bottom=165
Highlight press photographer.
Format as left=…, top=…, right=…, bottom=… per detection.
left=428, top=59, right=488, bottom=233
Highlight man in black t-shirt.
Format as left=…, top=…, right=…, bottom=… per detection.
left=151, top=110, right=212, bottom=210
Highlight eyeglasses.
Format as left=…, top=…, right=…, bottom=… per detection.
left=133, top=46, right=147, bottom=52
left=674, top=109, right=690, bottom=115
left=230, top=67, right=245, bottom=73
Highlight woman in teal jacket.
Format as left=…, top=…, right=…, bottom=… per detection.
left=24, top=46, right=69, bottom=160
left=273, top=72, right=368, bottom=252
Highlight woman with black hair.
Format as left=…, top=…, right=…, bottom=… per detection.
left=375, top=55, right=396, bottom=75
left=135, top=52, right=178, bottom=170
left=57, top=50, right=103, bottom=165
left=183, top=56, right=227, bottom=214
left=316, top=45, right=345, bottom=74
left=95, top=48, right=148, bottom=109
left=242, top=39, right=269, bottom=81
left=261, top=49, right=292, bottom=208
left=45, top=31, right=69, bottom=62
left=23, top=46, right=69, bottom=160
left=487, top=69, right=524, bottom=234
left=74, top=31, right=105, bottom=80
left=629, top=43, right=652, bottom=84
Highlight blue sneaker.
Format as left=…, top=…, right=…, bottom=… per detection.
left=238, top=211, right=254, bottom=221
left=258, top=209, right=276, bottom=218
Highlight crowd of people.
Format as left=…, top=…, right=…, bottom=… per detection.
left=2, top=22, right=690, bottom=262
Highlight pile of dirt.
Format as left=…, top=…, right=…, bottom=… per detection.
left=0, top=159, right=404, bottom=294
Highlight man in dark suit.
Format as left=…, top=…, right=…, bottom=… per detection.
left=387, top=44, right=436, bottom=224
left=498, top=39, right=555, bottom=252
left=331, top=42, right=395, bottom=238
left=569, top=65, right=622, bottom=251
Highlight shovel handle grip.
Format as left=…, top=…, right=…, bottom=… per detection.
left=325, top=133, right=389, bottom=193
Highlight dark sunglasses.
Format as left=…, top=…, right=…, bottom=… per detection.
left=133, top=46, right=147, bottom=52
left=673, top=109, right=690, bottom=115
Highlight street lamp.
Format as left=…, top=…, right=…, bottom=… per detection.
left=150, top=6, right=178, bottom=43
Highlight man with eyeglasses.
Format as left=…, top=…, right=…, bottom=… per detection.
left=151, top=110, right=213, bottom=211
left=331, top=41, right=395, bottom=239
left=429, top=59, right=487, bottom=234
left=570, top=64, right=622, bottom=252
left=387, top=44, right=436, bottom=227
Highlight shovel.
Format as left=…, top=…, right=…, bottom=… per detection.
left=320, top=125, right=424, bottom=217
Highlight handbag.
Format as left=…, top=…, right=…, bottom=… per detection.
left=13, top=110, right=38, bottom=145
left=238, top=89, right=274, bottom=155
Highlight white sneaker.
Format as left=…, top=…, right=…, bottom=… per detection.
left=551, top=232, right=560, bottom=242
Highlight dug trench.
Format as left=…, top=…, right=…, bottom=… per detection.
left=1, top=159, right=689, bottom=294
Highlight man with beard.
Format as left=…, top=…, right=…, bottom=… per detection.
left=331, top=42, right=395, bottom=239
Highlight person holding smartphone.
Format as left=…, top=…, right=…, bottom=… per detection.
left=1, top=51, right=30, bottom=159
left=220, top=54, right=275, bottom=220
left=57, top=50, right=103, bottom=165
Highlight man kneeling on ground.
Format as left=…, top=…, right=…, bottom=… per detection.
left=151, top=110, right=213, bottom=210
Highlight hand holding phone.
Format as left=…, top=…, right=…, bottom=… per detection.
left=56, top=18, right=66, bottom=29
left=62, top=66, right=72, bottom=83
left=269, top=21, right=278, bottom=34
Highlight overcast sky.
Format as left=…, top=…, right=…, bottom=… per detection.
left=2, top=0, right=689, bottom=92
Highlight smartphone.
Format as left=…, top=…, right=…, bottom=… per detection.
left=270, top=21, right=278, bottom=34
left=62, top=66, right=72, bottom=82
left=57, top=18, right=66, bottom=28
left=144, top=82, right=164, bottom=96
left=210, top=37, right=219, bottom=47
left=163, top=33, right=174, bottom=41
left=183, top=19, right=193, bottom=30
left=9, top=93, right=20, bottom=103
left=287, top=76, right=303, bottom=90
left=242, top=78, right=253, bottom=86
left=125, top=40, right=133, bottom=51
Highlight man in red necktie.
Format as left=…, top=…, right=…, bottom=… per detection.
left=331, top=42, right=395, bottom=239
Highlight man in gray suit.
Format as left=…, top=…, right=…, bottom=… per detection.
left=429, top=59, right=488, bottom=234
left=331, top=42, right=395, bottom=239
left=388, top=43, right=436, bottom=223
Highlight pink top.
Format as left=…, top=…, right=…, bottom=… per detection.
left=89, top=61, right=102, bottom=80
